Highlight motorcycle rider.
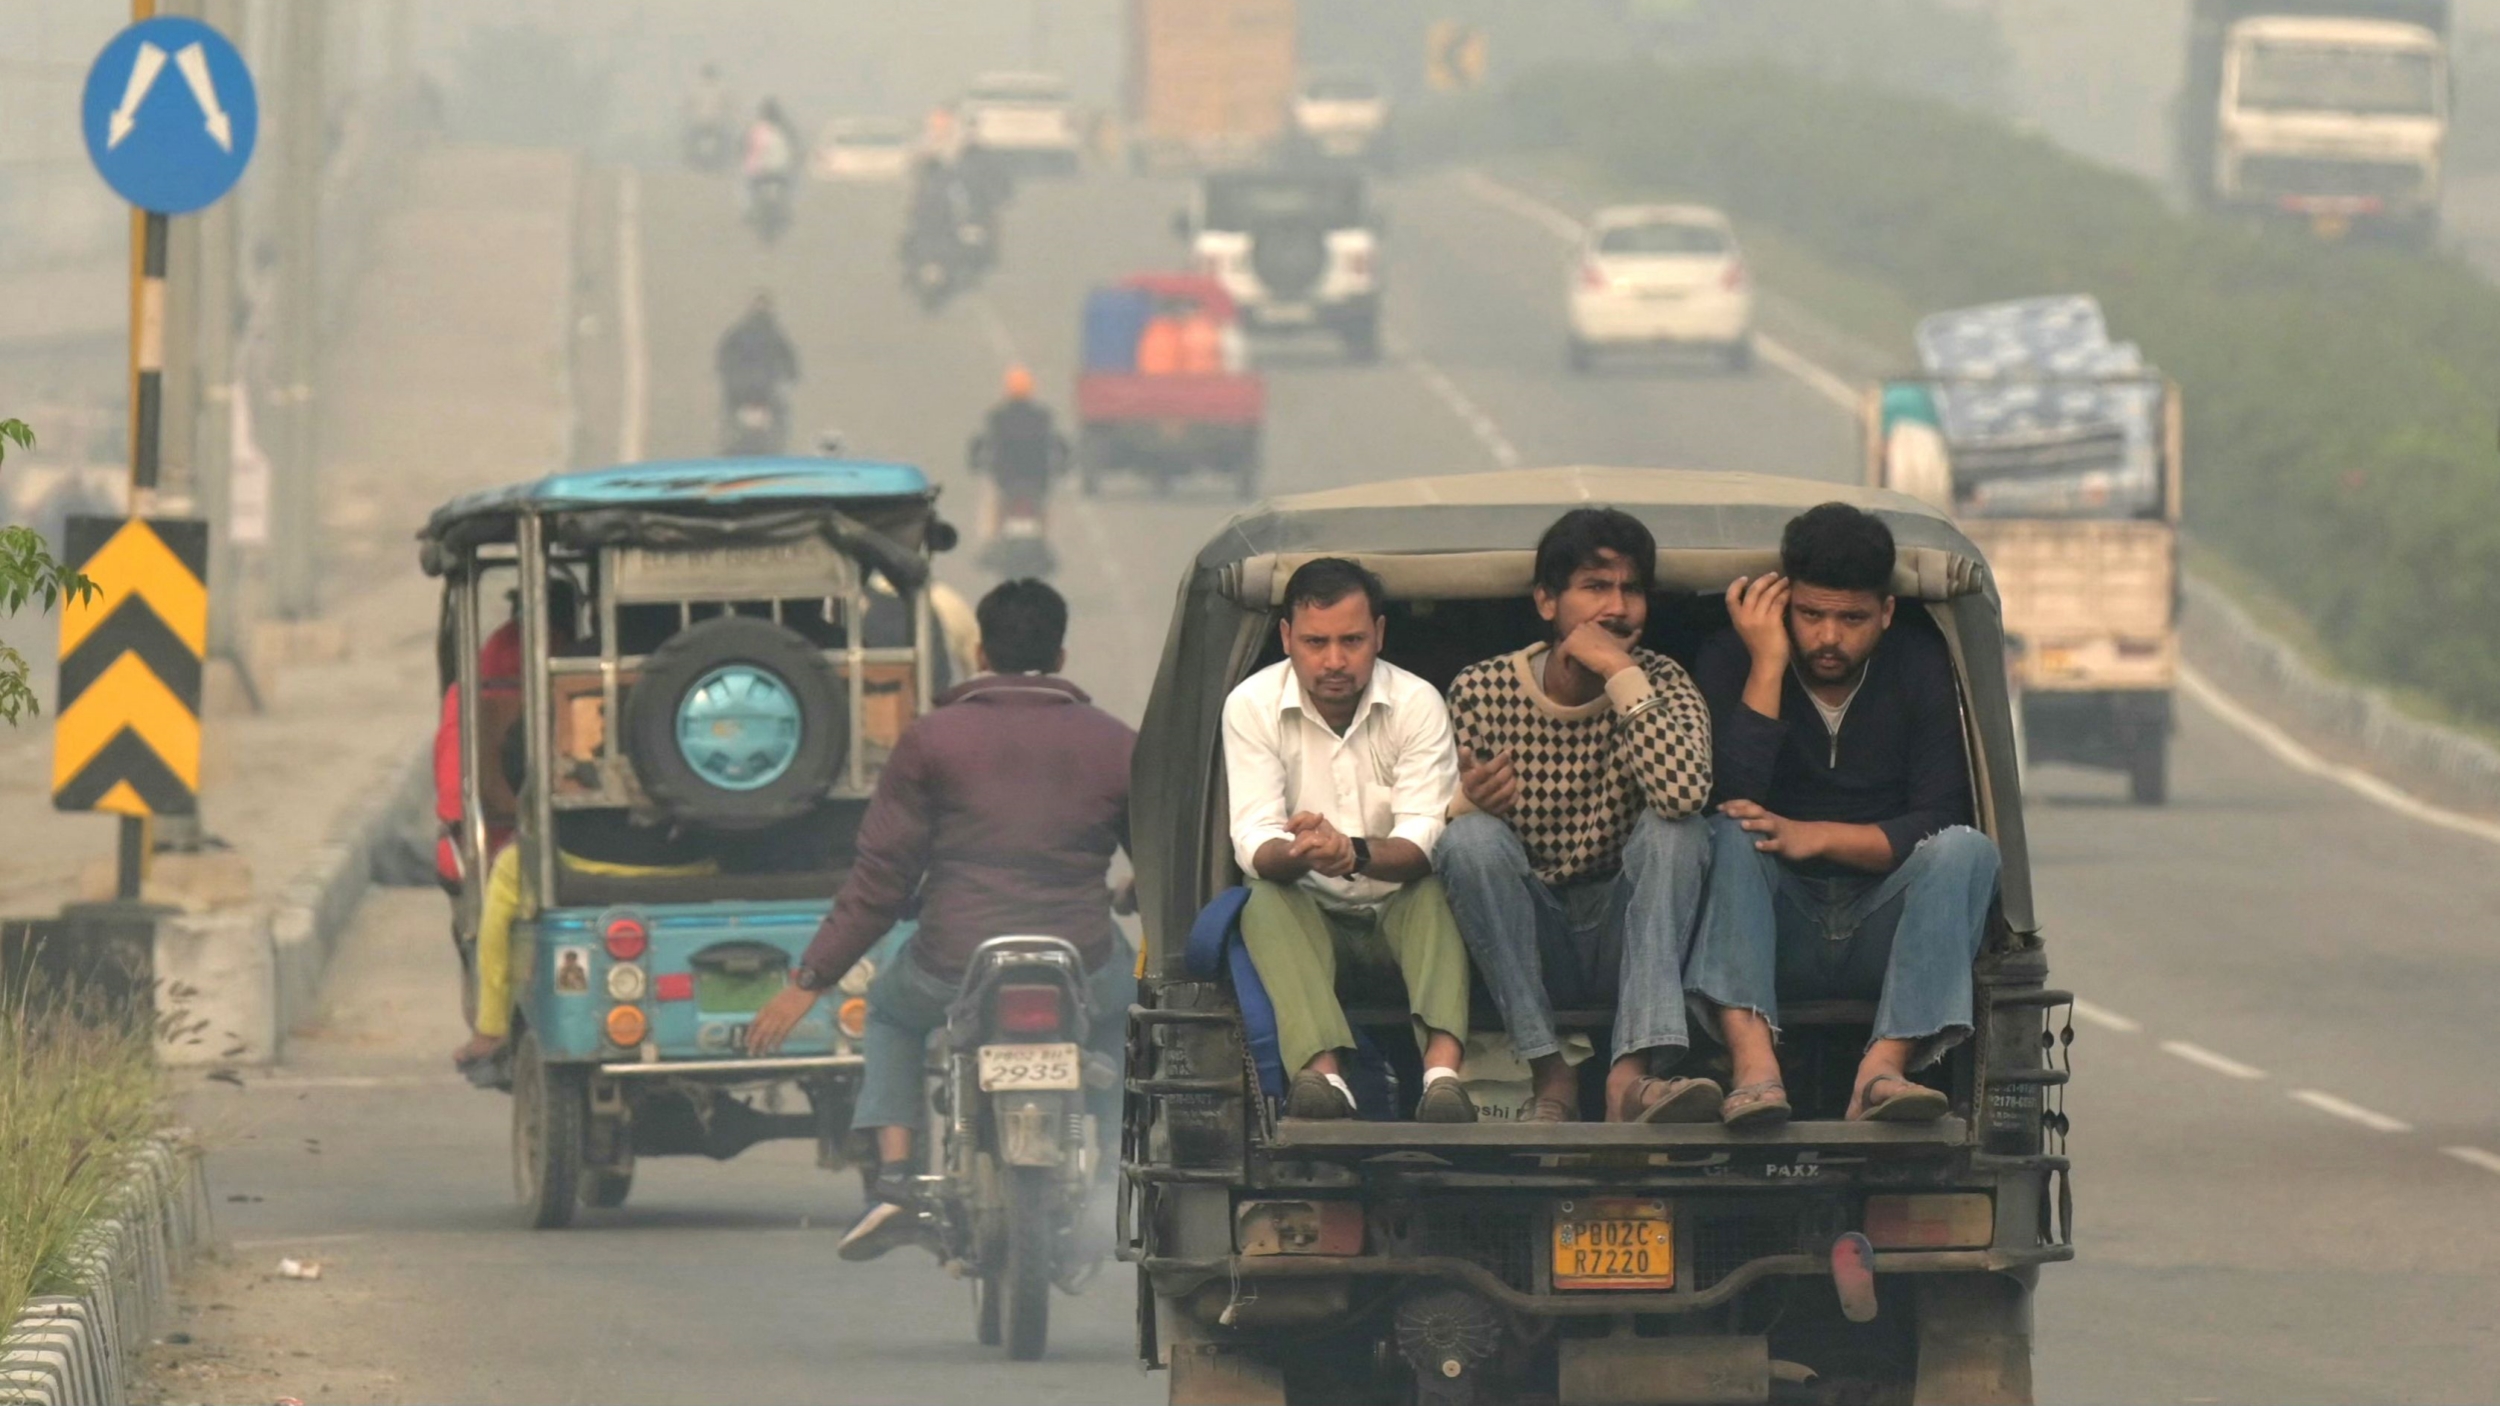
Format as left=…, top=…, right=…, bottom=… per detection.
left=715, top=293, right=799, bottom=447
left=970, top=365, right=1068, bottom=542
left=741, top=97, right=800, bottom=216
left=745, top=579, right=1137, bottom=1262
left=903, top=153, right=973, bottom=275
left=683, top=62, right=730, bottom=168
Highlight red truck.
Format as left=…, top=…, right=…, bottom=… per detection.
left=1075, top=273, right=1267, bottom=499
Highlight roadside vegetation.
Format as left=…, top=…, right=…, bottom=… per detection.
left=0, top=417, right=97, bottom=725
left=1428, top=61, right=2500, bottom=731
left=0, top=964, right=168, bottom=1331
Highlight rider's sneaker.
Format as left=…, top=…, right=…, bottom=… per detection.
left=837, top=1198, right=923, bottom=1262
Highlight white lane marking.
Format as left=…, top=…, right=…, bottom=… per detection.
left=1389, top=332, right=1522, bottom=470
left=2290, top=1088, right=2413, bottom=1134
left=2179, top=664, right=2500, bottom=850
left=1460, top=166, right=2500, bottom=853
left=2159, top=1040, right=2266, bottom=1080
left=1458, top=168, right=1856, bottom=413
left=2442, top=1146, right=2500, bottom=1176
left=2070, top=999, right=2141, bottom=1034
left=616, top=167, right=647, bottom=462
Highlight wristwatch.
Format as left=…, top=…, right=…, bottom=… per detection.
left=1348, top=837, right=1373, bottom=875
left=792, top=963, right=830, bottom=992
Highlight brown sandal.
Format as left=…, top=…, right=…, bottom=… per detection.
left=1619, top=1075, right=1724, bottom=1124
left=1853, top=1074, right=1949, bottom=1123
left=1720, top=1080, right=1792, bottom=1129
left=1526, top=1096, right=1577, bottom=1124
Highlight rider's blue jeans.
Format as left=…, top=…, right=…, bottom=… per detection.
left=1684, top=815, right=1998, bottom=1065
left=853, top=940, right=1136, bottom=1135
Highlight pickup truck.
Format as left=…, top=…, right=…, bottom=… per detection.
left=1075, top=273, right=1266, bottom=498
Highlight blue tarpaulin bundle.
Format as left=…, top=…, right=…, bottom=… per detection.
left=1913, top=295, right=2165, bottom=520
left=1082, top=286, right=1153, bottom=374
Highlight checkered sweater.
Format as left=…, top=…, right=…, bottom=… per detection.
left=1446, top=646, right=1713, bottom=884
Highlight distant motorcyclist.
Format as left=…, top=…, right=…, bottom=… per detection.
left=971, top=365, right=1069, bottom=537
left=716, top=293, right=799, bottom=448
left=742, top=98, right=801, bottom=222
left=683, top=62, right=731, bottom=169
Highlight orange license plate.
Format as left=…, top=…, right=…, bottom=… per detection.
left=1551, top=1198, right=1673, bottom=1290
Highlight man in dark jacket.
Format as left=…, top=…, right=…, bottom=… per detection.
left=1685, top=503, right=2000, bottom=1129
left=715, top=293, right=799, bottom=409
left=746, top=579, right=1135, bottom=1259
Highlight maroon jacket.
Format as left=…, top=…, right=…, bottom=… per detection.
left=798, top=673, right=1135, bottom=983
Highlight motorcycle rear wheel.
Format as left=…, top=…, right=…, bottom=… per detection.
left=1003, top=1165, right=1054, bottom=1360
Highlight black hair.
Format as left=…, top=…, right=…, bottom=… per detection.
left=978, top=578, right=1068, bottom=673
left=1532, top=507, right=1656, bottom=598
left=1781, top=502, right=1895, bottom=596
left=1281, top=557, right=1385, bottom=623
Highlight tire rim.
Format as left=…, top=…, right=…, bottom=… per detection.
left=675, top=664, right=804, bottom=790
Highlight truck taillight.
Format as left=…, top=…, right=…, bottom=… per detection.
left=994, top=984, right=1063, bottom=1035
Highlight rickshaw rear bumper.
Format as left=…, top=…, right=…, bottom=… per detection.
left=596, top=1053, right=865, bottom=1079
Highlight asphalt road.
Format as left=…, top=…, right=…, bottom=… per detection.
left=169, top=161, right=2500, bottom=1406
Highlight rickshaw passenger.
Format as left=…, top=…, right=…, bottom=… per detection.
left=432, top=580, right=577, bottom=892
left=1437, top=509, right=1720, bottom=1125
left=1686, top=503, right=2000, bottom=1128
left=742, top=579, right=1136, bottom=1262
left=1222, top=559, right=1477, bottom=1124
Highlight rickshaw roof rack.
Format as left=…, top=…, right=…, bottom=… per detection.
left=1200, top=466, right=1989, bottom=603
left=417, top=458, right=937, bottom=574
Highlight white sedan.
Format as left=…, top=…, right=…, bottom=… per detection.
left=812, top=117, right=914, bottom=183
left=1567, top=204, right=1755, bottom=372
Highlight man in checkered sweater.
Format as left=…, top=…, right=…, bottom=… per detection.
left=1439, top=508, right=1722, bottom=1124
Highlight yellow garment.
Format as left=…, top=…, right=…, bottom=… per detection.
left=473, top=846, right=718, bottom=1037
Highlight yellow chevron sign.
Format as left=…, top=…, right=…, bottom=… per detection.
left=51, top=516, right=209, bottom=816
left=1426, top=20, right=1488, bottom=93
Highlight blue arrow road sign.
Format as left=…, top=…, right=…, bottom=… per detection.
left=80, top=16, right=258, bottom=215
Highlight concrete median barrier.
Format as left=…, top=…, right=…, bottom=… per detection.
left=0, top=1138, right=212, bottom=1406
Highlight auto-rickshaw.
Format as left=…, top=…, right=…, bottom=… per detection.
left=418, top=457, right=956, bottom=1227
left=1121, top=467, right=2074, bottom=1404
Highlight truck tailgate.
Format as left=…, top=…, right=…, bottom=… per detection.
left=1077, top=372, right=1265, bottom=425
left=1966, top=519, right=2176, bottom=690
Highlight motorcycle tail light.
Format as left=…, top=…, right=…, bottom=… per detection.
left=994, top=983, right=1062, bottom=1035
left=837, top=997, right=870, bottom=1040
left=603, top=915, right=648, bottom=961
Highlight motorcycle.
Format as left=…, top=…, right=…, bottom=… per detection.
left=970, top=433, right=1063, bottom=578
left=684, top=120, right=732, bottom=172
left=720, top=389, right=789, bottom=456
left=919, top=936, right=1102, bottom=1361
left=745, top=172, right=793, bottom=244
left=902, top=224, right=971, bottom=311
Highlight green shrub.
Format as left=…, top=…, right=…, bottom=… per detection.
left=0, top=969, right=166, bottom=1331
left=1495, top=61, right=2500, bottom=724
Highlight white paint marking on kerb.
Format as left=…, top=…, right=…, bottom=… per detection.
left=2070, top=999, right=2141, bottom=1034
left=2290, top=1088, right=2412, bottom=1134
left=617, top=166, right=648, bottom=462
left=2441, top=1146, right=2500, bottom=1176
left=2159, top=1040, right=2266, bottom=1081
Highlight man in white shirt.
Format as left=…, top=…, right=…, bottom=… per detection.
left=1222, top=558, right=1478, bottom=1123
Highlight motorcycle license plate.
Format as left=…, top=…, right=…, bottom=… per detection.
left=1551, top=1198, right=1674, bottom=1290
left=977, top=1042, right=1082, bottom=1092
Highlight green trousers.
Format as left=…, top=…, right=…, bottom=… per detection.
left=1239, top=876, right=1473, bottom=1076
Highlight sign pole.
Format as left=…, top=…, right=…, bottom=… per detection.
left=123, top=201, right=170, bottom=902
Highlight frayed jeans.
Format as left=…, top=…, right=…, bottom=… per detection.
left=1436, top=810, right=1712, bottom=1064
left=1686, top=816, right=1998, bottom=1065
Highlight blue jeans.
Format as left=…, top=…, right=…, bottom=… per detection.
left=853, top=941, right=1137, bottom=1133
left=1436, top=810, right=1711, bottom=1064
left=1686, top=816, right=1998, bottom=1065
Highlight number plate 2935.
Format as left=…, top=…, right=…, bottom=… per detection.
left=977, top=1042, right=1082, bottom=1092
left=1552, top=1198, right=1674, bottom=1290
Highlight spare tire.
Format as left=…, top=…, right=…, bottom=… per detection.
left=625, top=616, right=847, bottom=832
left=1250, top=223, right=1327, bottom=301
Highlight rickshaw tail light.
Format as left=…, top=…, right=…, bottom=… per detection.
left=653, top=973, right=694, bottom=1002
left=836, top=997, right=870, bottom=1040
left=604, top=1005, right=649, bottom=1047
left=603, top=916, right=648, bottom=961
left=994, top=984, right=1062, bottom=1035
left=1863, top=1193, right=1993, bottom=1250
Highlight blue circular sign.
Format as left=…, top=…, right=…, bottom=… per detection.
left=675, top=665, right=804, bottom=791
left=80, top=17, right=258, bottom=214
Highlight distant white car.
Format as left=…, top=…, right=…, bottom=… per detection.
left=1290, top=69, right=1391, bottom=165
left=1567, top=204, right=1755, bottom=372
left=959, top=71, right=1082, bottom=175
left=812, top=117, right=913, bottom=182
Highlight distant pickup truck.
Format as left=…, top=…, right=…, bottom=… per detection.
left=1866, top=297, right=2184, bottom=804
left=1074, top=273, right=1266, bottom=499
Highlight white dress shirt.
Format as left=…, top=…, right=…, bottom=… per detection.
left=1222, top=658, right=1459, bottom=909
